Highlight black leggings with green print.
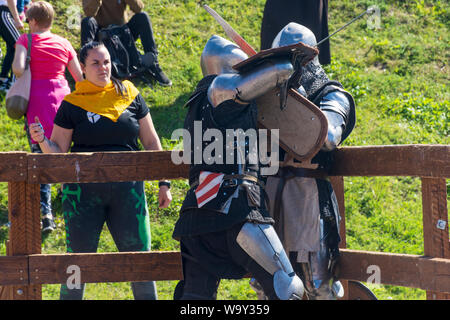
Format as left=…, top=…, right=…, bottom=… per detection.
left=59, top=181, right=157, bottom=300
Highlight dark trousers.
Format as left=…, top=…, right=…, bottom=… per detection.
left=174, top=222, right=279, bottom=300
left=31, top=145, right=52, bottom=216
left=25, top=120, right=52, bottom=217
left=59, top=181, right=156, bottom=300
left=0, top=6, right=21, bottom=79
left=81, top=12, right=158, bottom=55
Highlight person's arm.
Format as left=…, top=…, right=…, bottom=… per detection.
left=125, top=0, right=144, bottom=14
left=12, top=43, right=27, bottom=78
left=67, top=58, right=83, bottom=83
left=29, top=117, right=73, bottom=153
left=82, top=0, right=102, bottom=17
left=319, top=90, right=353, bottom=151
left=7, top=0, right=24, bottom=30
left=138, top=113, right=163, bottom=151
left=138, top=113, right=172, bottom=208
left=65, top=41, right=83, bottom=82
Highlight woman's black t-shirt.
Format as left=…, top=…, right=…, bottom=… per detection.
left=54, top=93, right=149, bottom=152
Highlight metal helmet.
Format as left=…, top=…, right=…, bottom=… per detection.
left=272, top=22, right=317, bottom=48
left=200, top=35, right=249, bottom=76
left=272, top=22, right=319, bottom=66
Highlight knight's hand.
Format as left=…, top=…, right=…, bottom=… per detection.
left=322, top=125, right=342, bottom=151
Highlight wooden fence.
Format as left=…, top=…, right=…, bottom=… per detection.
left=0, top=144, right=449, bottom=300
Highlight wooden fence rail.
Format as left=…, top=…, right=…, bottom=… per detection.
left=0, top=144, right=449, bottom=300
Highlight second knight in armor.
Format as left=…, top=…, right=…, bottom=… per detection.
left=257, top=22, right=356, bottom=300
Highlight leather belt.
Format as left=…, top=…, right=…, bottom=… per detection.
left=190, top=173, right=265, bottom=189
left=275, top=166, right=328, bottom=180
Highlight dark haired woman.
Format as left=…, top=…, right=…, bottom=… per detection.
left=29, top=42, right=172, bottom=300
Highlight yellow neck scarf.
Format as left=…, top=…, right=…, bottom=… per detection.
left=64, top=79, right=140, bottom=122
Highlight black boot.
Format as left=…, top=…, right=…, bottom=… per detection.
left=149, top=61, right=172, bottom=87
left=42, top=213, right=56, bottom=234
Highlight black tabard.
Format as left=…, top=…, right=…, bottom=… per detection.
left=172, top=76, right=273, bottom=239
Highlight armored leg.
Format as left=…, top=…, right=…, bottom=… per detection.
left=174, top=234, right=233, bottom=300
left=175, top=255, right=220, bottom=300
left=236, top=222, right=304, bottom=300
left=291, top=219, right=344, bottom=300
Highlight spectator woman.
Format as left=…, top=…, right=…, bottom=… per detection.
left=0, top=0, right=23, bottom=91
left=29, top=41, right=172, bottom=300
left=12, top=1, right=83, bottom=233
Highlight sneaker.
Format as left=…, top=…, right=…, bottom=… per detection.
left=148, top=62, right=172, bottom=87
left=41, top=214, right=56, bottom=234
left=0, top=79, right=11, bottom=93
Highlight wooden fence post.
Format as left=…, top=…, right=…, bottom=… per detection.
left=2, top=181, right=42, bottom=300
left=421, top=177, right=450, bottom=300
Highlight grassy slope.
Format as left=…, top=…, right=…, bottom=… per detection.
left=0, top=0, right=448, bottom=300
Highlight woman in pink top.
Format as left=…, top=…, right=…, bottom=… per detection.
left=12, top=1, right=82, bottom=233
left=13, top=1, right=82, bottom=141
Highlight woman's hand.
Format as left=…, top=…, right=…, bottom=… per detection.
left=29, top=117, right=73, bottom=154
left=29, top=116, right=46, bottom=143
left=14, top=19, right=24, bottom=31
left=158, top=186, right=172, bottom=208
left=7, top=0, right=23, bottom=31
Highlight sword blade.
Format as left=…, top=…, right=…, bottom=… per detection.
left=203, top=5, right=257, bottom=56
left=316, top=8, right=373, bottom=47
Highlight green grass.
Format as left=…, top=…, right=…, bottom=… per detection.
left=0, top=0, right=448, bottom=300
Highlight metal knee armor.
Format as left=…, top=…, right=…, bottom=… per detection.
left=236, top=222, right=304, bottom=300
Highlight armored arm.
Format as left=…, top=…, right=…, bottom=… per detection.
left=319, top=90, right=352, bottom=151
left=200, top=35, right=294, bottom=108
left=207, top=59, right=294, bottom=107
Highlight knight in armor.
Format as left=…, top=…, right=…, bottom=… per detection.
left=251, top=22, right=356, bottom=300
left=172, top=35, right=305, bottom=300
